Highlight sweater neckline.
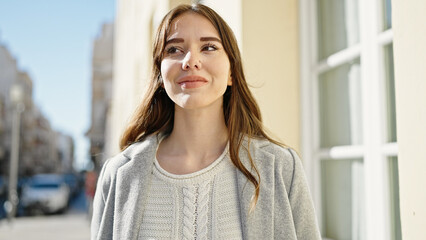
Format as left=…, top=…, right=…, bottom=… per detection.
left=153, top=144, right=229, bottom=184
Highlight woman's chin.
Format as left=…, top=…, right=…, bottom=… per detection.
left=174, top=97, right=223, bottom=111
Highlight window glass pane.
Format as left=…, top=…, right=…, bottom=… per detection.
left=319, top=59, right=362, bottom=148
left=317, top=0, right=360, bottom=60
left=382, top=0, right=392, bottom=30
left=321, top=158, right=365, bottom=240
left=388, top=157, right=402, bottom=240
left=384, top=44, right=397, bottom=142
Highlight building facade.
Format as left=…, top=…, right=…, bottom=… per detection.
left=86, top=23, right=114, bottom=171
left=0, top=44, right=18, bottom=164
left=0, top=43, right=74, bottom=177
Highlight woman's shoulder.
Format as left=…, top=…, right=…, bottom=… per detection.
left=99, top=134, right=159, bottom=180
left=252, top=137, right=298, bottom=164
left=251, top=138, right=301, bottom=181
left=252, top=138, right=304, bottom=195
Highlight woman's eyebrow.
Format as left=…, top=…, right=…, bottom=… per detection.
left=165, top=38, right=184, bottom=45
left=165, top=36, right=222, bottom=46
left=200, top=37, right=221, bottom=43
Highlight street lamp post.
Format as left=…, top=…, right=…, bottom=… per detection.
left=6, top=83, right=25, bottom=221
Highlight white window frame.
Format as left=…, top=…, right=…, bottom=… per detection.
left=299, top=0, right=398, bottom=239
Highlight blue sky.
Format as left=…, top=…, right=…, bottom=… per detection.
left=0, top=0, right=115, bottom=170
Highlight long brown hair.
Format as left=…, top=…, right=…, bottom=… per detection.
left=120, top=3, right=283, bottom=210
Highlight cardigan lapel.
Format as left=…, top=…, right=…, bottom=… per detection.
left=113, top=135, right=158, bottom=240
left=237, top=138, right=275, bottom=239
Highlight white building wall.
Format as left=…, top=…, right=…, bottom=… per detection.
left=107, top=0, right=153, bottom=157
left=393, top=0, right=426, bottom=238
left=201, top=0, right=242, bottom=47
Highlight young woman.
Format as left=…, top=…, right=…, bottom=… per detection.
left=91, top=3, right=321, bottom=240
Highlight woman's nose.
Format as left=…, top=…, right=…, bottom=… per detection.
left=182, top=51, right=201, bottom=70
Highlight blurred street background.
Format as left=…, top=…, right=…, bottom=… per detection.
left=0, top=214, right=89, bottom=240
left=0, top=189, right=90, bottom=240
left=0, top=0, right=114, bottom=239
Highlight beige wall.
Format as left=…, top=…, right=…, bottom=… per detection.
left=204, top=0, right=301, bottom=150
left=201, top=0, right=242, bottom=45
left=242, top=0, right=300, bottom=150
left=392, top=0, right=426, bottom=239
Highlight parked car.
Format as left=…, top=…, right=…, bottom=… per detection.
left=21, top=174, right=70, bottom=215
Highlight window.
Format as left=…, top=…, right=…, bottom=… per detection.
left=300, top=0, right=401, bottom=239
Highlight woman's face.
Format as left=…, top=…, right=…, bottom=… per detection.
left=160, top=12, right=232, bottom=110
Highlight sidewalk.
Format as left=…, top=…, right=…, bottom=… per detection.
left=0, top=212, right=90, bottom=240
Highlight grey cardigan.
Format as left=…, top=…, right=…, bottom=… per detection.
left=91, top=135, right=321, bottom=240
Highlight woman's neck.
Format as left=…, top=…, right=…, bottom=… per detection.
left=157, top=102, right=229, bottom=174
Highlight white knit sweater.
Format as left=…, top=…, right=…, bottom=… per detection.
left=138, top=148, right=243, bottom=240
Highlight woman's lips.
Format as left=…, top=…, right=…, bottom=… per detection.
left=177, top=75, right=208, bottom=89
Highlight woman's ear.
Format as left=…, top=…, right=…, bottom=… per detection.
left=227, top=72, right=232, bottom=86
left=160, top=75, right=165, bottom=88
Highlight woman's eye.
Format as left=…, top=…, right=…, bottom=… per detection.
left=166, top=46, right=180, bottom=54
left=202, top=44, right=218, bottom=51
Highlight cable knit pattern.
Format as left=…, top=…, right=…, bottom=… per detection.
left=139, top=145, right=242, bottom=240
left=182, top=181, right=210, bottom=240
left=195, top=181, right=210, bottom=239
left=182, top=185, right=196, bottom=239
